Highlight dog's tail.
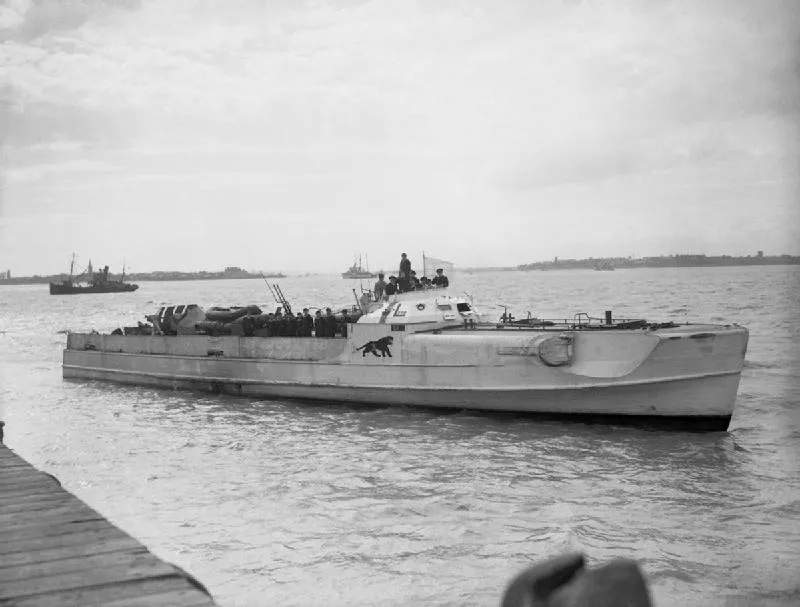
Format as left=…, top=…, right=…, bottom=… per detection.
left=355, top=343, right=368, bottom=351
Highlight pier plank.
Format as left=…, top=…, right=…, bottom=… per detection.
left=6, top=578, right=213, bottom=607
left=1, top=518, right=126, bottom=544
left=0, top=558, right=178, bottom=600
left=1, top=509, right=107, bottom=531
left=0, top=494, right=83, bottom=515
left=0, top=527, right=133, bottom=556
left=0, top=536, right=144, bottom=568
left=0, top=464, right=43, bottom=475
left=0, top=503, right=102, bottom=526
left=0, top=484, right=65, bottom=499
left=0, top=444, right=217, bottom=606
left=0, top=550, right=164, bottom=584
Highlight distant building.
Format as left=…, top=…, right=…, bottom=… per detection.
left=757, top=250, right=764, bottom=258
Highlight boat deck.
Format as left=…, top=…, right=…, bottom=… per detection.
left=0, top=442, right=217, bottom=606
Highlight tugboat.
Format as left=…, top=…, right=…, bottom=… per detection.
left=342, top=254, right=376, bottom=279
left=49, top=255, right=139, bottom=295
left=61, top=276, right=749, bottom=430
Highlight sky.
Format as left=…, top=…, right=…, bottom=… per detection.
left=0, top=0, right=798, bottom=275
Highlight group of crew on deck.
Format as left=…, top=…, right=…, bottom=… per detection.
left=259, top=307, right=355, bottom=338
left=373, top=253, right=449, bottom=300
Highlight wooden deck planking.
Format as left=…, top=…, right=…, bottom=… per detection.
left=0, top=443, right=217, bottom=606
left=0, top=536, right=145, bottom=569
left=2, top=519, right=130, bottom=544
left=6, top=578, right=216, bottom=607
left=1, top=529, right=137, bottom=559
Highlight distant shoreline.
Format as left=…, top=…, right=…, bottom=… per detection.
left=516, top=253, right=800, bottom=271
left=1, top=254, right=798, bottom=285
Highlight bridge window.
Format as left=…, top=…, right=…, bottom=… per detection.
left=456, top=303, right=471, bottom=312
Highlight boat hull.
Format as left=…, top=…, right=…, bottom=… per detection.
left=63, top=357, right=738, bottom=430
left=49, top=283, right=139, bottom=295
left=62, top=323, right=748, bottom=431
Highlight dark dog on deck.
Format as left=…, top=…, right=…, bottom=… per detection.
left=355, top=336, right=394, bottom=357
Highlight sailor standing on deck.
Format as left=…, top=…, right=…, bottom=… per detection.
left=314, top=310, right=324, bottom=336
left=373, top=273, right=387, bottom=300
left=398, top=253, right=412, bottom=292
left=324, top=308, right=337, bottom=337
left=300, top=309, right=314, bottom=336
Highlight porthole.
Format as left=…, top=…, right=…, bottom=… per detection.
left=416, top=303, right=426, bottom=311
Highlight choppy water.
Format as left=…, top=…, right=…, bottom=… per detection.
left=1, top=267, right=798, bottom=606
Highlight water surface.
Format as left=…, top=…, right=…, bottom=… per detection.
left=1, top=266, right=798, bottom=606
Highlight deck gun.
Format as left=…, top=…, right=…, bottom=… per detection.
left=261, top=274, right=293, bottom=316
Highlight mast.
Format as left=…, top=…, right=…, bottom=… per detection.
left=69, top=253, right=75, bottom=280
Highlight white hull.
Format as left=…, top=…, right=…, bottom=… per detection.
left=63, top=321, right=748, bottom=431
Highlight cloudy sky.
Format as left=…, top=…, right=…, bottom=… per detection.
left=1, top=0, right=798, bottom=275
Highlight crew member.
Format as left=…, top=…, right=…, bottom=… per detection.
left=385, top=276, right=399, bottom=296
left=288, top=312, right=300, bottom=336
left=374, top=272, right=387, bottom=300
left=398, top=253, right=411, bottom=292
left=264, top=313, right=276, bottom=336
left=432, top=268, right=449, bottom=288
left=314, top=310, right=324, bottom=336
left=324, top=308, right=337, bottom=337
left=301, top=308, right=314, bottom=337
left=341, top=308, right=351, bottom=337
left=271, top=309, right=284, bottom=336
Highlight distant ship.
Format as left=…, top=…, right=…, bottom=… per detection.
left=49, top=255, right=139, bottom=295
left=342, top=255, right=376, bottom=279
left=594, top=262, right=615, bottom=271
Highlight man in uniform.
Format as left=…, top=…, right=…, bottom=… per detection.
left=373, top=272, right=387, bottom=300
left=314, top=309, right=324, bottom=336
left=300, top=308, right=314, bottom=336
left=340, top=308, right=351, bottom=337
left=432, top=267, right=449, bottom=288
left=324, top=307, right=337, bottom=337
left=398, top=253, right=411, bottom=292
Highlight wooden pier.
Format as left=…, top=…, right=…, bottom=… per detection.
left=0, top=440, right=217, bottom=606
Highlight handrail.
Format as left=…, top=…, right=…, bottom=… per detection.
left=413, top=318, right=659, bottom=334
